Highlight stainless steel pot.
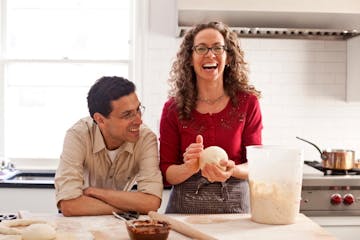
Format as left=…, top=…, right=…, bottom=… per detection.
left=296, top=136, right=355, bottom=170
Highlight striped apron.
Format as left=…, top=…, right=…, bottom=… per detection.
left=165, top=173, right=250, bottom=214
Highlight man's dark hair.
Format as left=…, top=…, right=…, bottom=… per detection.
left=87, top=76, right=136, bottom=119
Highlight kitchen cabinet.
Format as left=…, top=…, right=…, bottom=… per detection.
left=347, top=35, right=360, bottom=101
left=0, top=188, right=57, bottom=213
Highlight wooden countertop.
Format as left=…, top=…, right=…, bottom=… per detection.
left=0, top=211, right=336, bottom=240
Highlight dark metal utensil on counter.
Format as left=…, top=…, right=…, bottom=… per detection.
left=113, top=211, right=139, bottom=220
left=112, top=211, right=138, bottom=229
left=0, top=214, right=17, bottom=222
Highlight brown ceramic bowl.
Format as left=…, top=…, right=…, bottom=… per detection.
left=126, top=219, right=170, bottom=240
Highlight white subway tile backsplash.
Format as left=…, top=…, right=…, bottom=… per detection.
left=270, top=50, right=317, bottom=62
left=322, top=62, right=347, bottom=73
left=314, top=73, right=337, bottom=83
left=315, top=51, right=347, bottom=62
left=257, top=61, right=287, bottom=73
left=258, top=39, right=326, bottom=51
left=245, top=50, right=272, bottom=61
left=241, top=39, right=261, bottom=50
left=324, top=41, right=347, bottom=51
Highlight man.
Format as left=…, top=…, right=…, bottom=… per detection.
left=55, top=76, right=163, bottom=216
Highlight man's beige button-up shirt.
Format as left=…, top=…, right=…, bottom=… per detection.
left=55, top=117, right=163, bottom=206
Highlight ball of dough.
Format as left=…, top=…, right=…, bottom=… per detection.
left=22, top=223, right=56, bottom=240
left=199, top=146, right=228, bottom=170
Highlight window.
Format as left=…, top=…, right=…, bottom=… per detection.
left=0, top=0, right=132, bottom=159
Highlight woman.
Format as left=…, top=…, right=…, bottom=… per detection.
left=159, top=22, right=262, bottom=213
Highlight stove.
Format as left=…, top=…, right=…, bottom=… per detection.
left=300, top=161, right=360, bottom=216
left=305, top=161, right=360, bottom=176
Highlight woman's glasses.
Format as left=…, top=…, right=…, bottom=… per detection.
left=192, top=44, right=227, bottom=55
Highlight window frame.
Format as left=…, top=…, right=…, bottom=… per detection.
left=0, top=0, right=142, bottom=166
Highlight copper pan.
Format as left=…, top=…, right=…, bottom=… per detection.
left=296, top=136, right=355, bottom=170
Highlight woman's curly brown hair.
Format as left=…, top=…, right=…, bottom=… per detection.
left=168, top=21, right=261, bottom=120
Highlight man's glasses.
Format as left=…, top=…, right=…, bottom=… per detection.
left=119, top=104, right=145, bottom=121
left=192, top=44, right=227, bottom=55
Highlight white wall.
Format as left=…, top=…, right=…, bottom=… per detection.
left=140, top=0, right=360, bottom=161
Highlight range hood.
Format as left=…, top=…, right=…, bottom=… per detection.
left=177, top=0, right=360, bottom=40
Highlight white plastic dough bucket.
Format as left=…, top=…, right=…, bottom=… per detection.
left=247, top=145, right=304, bottom=225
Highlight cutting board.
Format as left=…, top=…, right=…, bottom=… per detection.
left=177, top=213, right=336, bottom=240
left=0, top=212, right=336, bottom=240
